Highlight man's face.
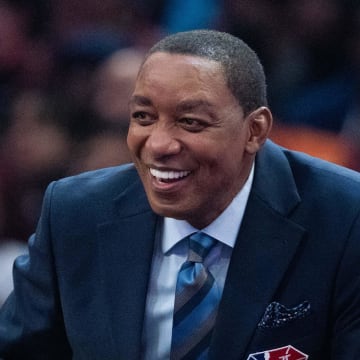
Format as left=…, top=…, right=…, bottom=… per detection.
left=127, top=52, right=256, bottom=228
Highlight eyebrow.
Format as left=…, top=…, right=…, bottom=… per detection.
left=176, top=99, right=214, bottom=113
left=129, top=95, right=153, bottom=107
left=128, top=96, right=215, bottom=114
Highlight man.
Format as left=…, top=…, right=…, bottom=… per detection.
left=0, top=30, right=359, bottom=359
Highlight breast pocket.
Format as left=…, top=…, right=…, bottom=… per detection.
left=247, top=315, right=327, bottom=359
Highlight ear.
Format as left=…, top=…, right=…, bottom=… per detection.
left=245, top=106, right=273, bottom=155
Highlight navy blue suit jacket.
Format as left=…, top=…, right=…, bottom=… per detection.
left=0, top=140, right=360, bottom=359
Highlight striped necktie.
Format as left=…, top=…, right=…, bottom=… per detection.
left=170, top=231, right=219, bottom=359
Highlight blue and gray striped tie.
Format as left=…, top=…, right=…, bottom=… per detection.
left=170, top=231, right=219, bottom=359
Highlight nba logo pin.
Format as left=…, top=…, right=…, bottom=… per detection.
left=247, top=345, right=308, bottom=360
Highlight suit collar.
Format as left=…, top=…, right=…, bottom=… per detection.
left=252, top=140, right=301, bottom=215
left=113, top=170, right=152, bottom=217
left=211, top=140, right=306, bottom=358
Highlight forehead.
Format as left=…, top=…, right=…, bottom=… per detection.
left=133, top=53, right=233, bottom=108
left=137, top=52, right=226, bottom=86
left=131, top=53, right=243, bottom=118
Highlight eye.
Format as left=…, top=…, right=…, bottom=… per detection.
left=131, top=111, right=155, bottom=126
left=178, top=117, right=207, bottom=132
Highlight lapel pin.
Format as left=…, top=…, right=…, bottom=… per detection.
left=247, top=345, right=308, bottom=360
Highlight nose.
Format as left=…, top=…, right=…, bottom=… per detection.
left=145, top=122, right=182, bottom=159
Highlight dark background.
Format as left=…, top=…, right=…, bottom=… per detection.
left=1, top=0, right=360, bottom=243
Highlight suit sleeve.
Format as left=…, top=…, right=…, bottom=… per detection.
left=331, top=210, right=360, bottom=358
left=0, top=181, right=72, bottom=359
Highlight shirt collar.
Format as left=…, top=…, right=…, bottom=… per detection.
left=162, top=163, right=255, bottom=253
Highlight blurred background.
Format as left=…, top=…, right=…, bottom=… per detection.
left=1, top=0, right=360, bottom=303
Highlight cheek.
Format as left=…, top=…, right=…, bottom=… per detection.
left=127, top=125, right=145, bottom=156
left=203, top=140, right=246, bottom=180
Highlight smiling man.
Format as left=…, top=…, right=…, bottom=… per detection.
left=1, top=30, right=360, bottom=360
left=127, top=50, right=270, bottom=229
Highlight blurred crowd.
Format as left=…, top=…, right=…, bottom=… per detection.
left=1, top=0, right=360, bottom=303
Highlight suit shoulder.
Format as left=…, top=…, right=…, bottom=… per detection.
left=49, top=163, right=141, bottom=202
left=57, top=163, right=136, bottom=185
left=283, top=146, right=360, bottom=200
left=283, top=146, right=360, bottom=181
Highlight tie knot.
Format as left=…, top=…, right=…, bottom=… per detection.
left=188, top=231, right=217, bottom=262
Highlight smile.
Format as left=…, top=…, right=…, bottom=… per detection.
left=149, top=168, right=191, bottom=182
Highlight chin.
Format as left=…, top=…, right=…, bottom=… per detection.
left=149, top=201, right=189, bottom=220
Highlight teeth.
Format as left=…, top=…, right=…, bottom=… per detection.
left=150, top=168, right=190, bottom=180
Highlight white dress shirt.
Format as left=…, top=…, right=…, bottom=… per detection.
left=142, top=165, right=254, bottom=359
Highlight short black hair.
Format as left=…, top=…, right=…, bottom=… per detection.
left=146, top=29, right=267, bottom=115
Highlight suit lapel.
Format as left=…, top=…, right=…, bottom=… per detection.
left=96, top=176, right=158, bottom=359
left=211, top=141, right=307, bottom=359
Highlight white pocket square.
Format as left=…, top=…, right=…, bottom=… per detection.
left=258, top=301, right=311, bottom=329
